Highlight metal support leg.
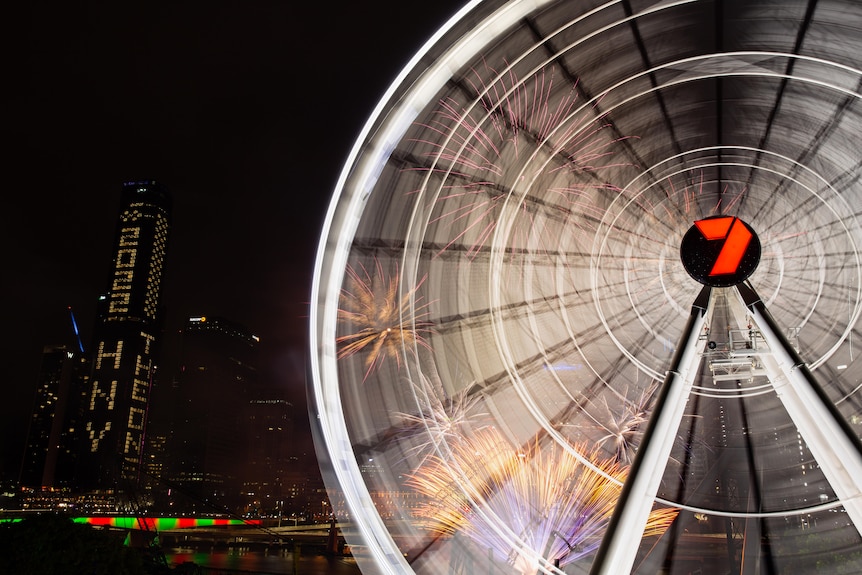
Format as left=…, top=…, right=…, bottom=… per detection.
left=591, top=286, right=713, bottom=575
left=732, top=282, right=862, bottom=538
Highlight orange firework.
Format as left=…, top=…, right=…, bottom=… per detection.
left=336, top=260, right=433, bottom=379
left=407, top=426, right=677, bottom=574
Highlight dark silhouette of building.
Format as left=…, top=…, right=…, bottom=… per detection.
left=77, top=180, right=171, bottom=492
left=19, top=343, right=88, bottom=489
left=241, top=396, right=295, bottom=516
left=160, top=315, right=260, bottom=513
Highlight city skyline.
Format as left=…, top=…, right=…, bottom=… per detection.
left=8, top=180, right=321, bottom=521
left=4, top=1, right=466, bottom=482
left=7, top=2, right=862, bottom=573
left=9, top=181, right=306, bottom=508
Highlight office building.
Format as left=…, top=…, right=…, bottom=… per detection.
left=19, top=344, right=88, bottom=489
left=240, top=396, right=296, bottom=516
left=162, top=315, right=259, bottom=512
left=77, top=180, right=171, bottom=491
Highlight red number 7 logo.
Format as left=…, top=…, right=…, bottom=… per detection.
left=694, top=217, right=753, bottom=276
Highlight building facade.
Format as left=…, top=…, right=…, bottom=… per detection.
left=161, top=316, right=260, bottom=513
left=19, top=344, right=88, bottom=489
left=240, top=397, right=295, bottom=516
left=77, top=180, right=171, bottom=491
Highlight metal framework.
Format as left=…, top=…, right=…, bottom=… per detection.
left=309, top=1, right=862, bottom=573
left=592, top=282, right=862, bottom=574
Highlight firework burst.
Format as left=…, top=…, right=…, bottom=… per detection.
left=396, top=383, right=490, bottom=466
left=336, top=260, right=434, bottom=380
left=591, top=384, right=657, bottom=464
left=409, top=62, right=631, bottom=259
left=407, top=427, right=677, bottom=574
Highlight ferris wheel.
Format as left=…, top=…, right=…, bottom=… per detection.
left=309, top=1, right=862, bottom=573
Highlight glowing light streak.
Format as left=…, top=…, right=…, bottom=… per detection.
left=411, top=63, right=625, bottom=260
left=68, top=306, right=85, bottom=353
left=590, top=385, right=656, bottom=464
left=68, top=517, right=260, bottom=530
left=407, top=427, right=676, bottom=573
left=397, top=383, right=489, bottom=465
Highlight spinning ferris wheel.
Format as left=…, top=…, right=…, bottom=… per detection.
left=308, top=1, right=862, bottom=573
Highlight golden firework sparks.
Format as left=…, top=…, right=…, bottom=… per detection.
left=407, top=426, right=677, bottom=574
left=336, top=260, right=434, bottom=379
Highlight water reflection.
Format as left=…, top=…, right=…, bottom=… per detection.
left=164, top=546, right=363, bottom=574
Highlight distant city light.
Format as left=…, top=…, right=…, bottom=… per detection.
left=0, top=517, right=262, bottom=530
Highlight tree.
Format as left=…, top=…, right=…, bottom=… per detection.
left=0, top=513, right=145, bottom=575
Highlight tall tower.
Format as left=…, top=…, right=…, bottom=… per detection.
left=78, top=180, right=171, bottom=491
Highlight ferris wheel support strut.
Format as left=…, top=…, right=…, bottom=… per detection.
left=732, top=282, right=862, bottom=539
left=591, top=286, right=713, bottom=575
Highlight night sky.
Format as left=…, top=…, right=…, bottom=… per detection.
left=4, top=1, right=467, bottom=478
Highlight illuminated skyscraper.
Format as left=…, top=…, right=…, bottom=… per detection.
left=78, top=180, right=171, bottom=491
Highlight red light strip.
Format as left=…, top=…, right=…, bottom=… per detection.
left=694, top=217, right=733, bottom=240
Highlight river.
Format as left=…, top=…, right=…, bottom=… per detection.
left=163, top=546, right=365, bottom=575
